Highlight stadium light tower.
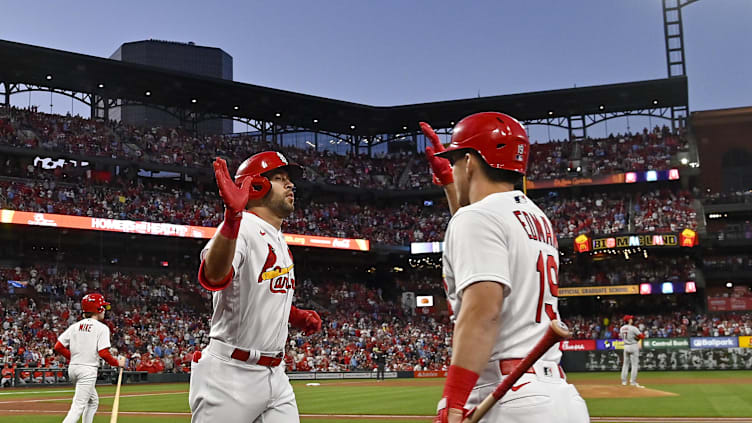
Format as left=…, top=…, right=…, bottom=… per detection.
left=662, top=0, right=701, bottom=129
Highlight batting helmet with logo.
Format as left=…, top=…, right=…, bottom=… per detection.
left=623, top=314, right=634, bottom=323
left=435, top=112, right=530, bottom=175
left=81, top=293, right=111, bottom=313
left=234, top=151, right=303, bottom=198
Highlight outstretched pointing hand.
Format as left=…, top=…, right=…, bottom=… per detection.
left=420, top=122, right=453, bottom=186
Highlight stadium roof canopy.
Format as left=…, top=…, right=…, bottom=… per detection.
left=0, top=39, right=688, bottom=136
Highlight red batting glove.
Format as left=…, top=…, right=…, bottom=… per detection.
left=303, top=310, right=322, bottom=335
left=213, top=157, right=264, bottom=239
left=434, top=365, right=478, bottom=423
left=420, top=122, right=453, bottom=186
left=289, top=306, right=322, bottom=335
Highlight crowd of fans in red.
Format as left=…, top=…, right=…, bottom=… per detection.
left=0, top=106, right=697, bottom=243
left=1, top=260, right=748, bottom=381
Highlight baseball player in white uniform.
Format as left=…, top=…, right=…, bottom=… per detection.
left=619, top=315, right=644, bottom=387
left=54, top=293, right=125, bottom=423
left=191, top=151, right=322, bottom=423
left=422, top=112, right=589, bottom=423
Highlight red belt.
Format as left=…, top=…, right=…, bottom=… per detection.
left=499, top=359, right=566, bottom=379
left=230, top=349, right=283, bottom=367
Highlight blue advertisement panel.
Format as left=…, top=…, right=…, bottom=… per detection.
left=597, top=339, right=619, bottom=350
left=690, top=337, right=738, bottom=349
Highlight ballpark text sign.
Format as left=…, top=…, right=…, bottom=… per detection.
left=0, top=209, right=370, bottom=251
left=689, top=337, right=738, bottom=349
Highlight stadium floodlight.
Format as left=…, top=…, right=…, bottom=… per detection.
left=653, top=99, right=659, bottom=105
left=313, top=119, right=318, bottom=123
left=726, top=282, right=733, bottom=288
left=275, top=112, right=281, bottom=117
left=450, top=121, right=455, bottom=125
left=403, top=126, right=408, bottom=130
left=144, top=91, right=152, bottom=96
left=680, top=158, right=689, bottom=165
left=45, top=74, right=53, bottom=80
left=98, top=83, right=105, bottom=89
left=191, top=99, right=197, bottom=104
left=548, top=110, right=554, bottom=116
left=598, top=104, right=605, bottom=110
left=233, top=106, right=239, bottom=110
left=350, top=124, right=355, bottom=129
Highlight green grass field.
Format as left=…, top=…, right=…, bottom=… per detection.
left=1, top=371, right=750, bottom=422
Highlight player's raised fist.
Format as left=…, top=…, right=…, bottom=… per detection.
left=420, top=122, right=453, bottom=186
left=303, top=310, right=322, bottom=335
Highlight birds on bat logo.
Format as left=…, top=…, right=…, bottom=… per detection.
left=257, top=244, right=295, bottom=294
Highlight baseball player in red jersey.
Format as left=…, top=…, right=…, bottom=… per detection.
left=191, top=151, right=322, bottom=423
left=54, top=293, right=126, bottom=423
left=422, top=113, right=589, bottom=423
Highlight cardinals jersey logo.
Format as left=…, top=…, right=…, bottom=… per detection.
left=258, top=244, right=295, bottom=294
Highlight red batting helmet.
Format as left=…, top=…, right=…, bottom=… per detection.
left=435, top=112, right=530, bottom=175
left=234, top=151, right=303, bottom=197
left=623, top=315, right=634, bottom=323
left=81, top=293, right=110, bottom=313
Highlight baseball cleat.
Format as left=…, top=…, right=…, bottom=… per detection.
left=630, top=382, right=645, bottom=388
left=621, top=381, right=627, bottom=386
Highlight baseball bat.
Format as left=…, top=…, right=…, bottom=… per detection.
left=109, top=367, right=124, bottom=423
left=464, top=320, right=571, bottom=423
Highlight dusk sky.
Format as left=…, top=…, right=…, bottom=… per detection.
left=3, top=0, right=750, bottom=140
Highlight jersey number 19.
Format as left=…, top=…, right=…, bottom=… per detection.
left=535, top=251, right=559, bottom=323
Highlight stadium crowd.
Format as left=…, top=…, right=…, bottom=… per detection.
left=407, top=126, right=688, bottom=188
left=1, top=107, right=689, bottom=190
left=1, top=261, right=750, bottom=379
left=560, top=256, right=696, bottom=287
left=563, top=310, right=752, bottom=340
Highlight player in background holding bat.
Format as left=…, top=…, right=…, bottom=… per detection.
left=421, top=113, right=589, bottom=423
left=54, top=293, right=126, bottom=423
left=620, top=314, right=645, bottom=387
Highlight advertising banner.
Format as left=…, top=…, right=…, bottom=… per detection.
left=526, top=174, right=626, bottom=190
left=643, top=338, right=689, bottom=349
left=0, top=209, right=370, bottom=251
left=415, top=371, right=448, bottom=378
left=597, top=339, right=628, bottom=350
left=690, top=337, right=738, bottom=349
left=559, top=340, right=597, bottom=351
left=580, top=348, right=752, bottom=371
left=738, top=337, right=752, bottom=349
left=707, top=297, right=752, bottom=312
left=559, top=285, right=638, bottom=297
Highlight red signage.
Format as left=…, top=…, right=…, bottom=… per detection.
left=0, top=209, right=370, bottom=251
left=559, top=340, right=596, bottom=351
left=414, top=371, right=447, bottom=378
left=526, top=174, right=625, bottom=190
left=707, top=297, right=752, bottom=312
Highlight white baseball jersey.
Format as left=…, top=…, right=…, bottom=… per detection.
left=201, top=211, right=295, bottom=352
left=57, top=318, right=111, bottom=367
left=442, top=190, right=561, bottom=362
left=620, top=324, right=642, bottom=345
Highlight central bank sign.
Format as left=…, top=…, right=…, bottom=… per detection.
left=642, top=338, right=689, bottom=349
